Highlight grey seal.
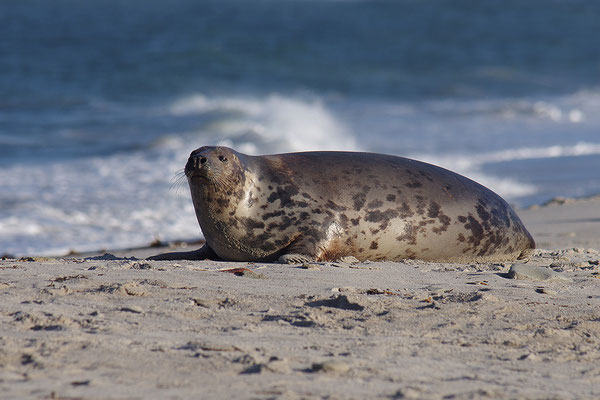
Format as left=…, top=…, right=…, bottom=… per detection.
left=149, top=146, right=535, bottom=263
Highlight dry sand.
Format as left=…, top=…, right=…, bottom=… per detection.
left=1, top=197, right=600, bottom=399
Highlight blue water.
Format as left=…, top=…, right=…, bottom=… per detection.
left=1, top=0, right=599, bottom=255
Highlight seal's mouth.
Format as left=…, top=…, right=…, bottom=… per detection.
left=185, top=169, right=210, bottom=181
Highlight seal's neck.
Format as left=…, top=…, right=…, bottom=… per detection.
left=188, top=171, right=260, bottom=259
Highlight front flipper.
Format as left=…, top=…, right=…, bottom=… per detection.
left=147, top=243, right=220, bottom=261
left=278, top=253, right=315, bottom=264
left=276, top=234, right=319, bottom=264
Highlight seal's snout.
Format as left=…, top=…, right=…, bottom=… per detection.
left=186, top=154, right=207, bottom=172
left=195, top=156, right=207, bottom=167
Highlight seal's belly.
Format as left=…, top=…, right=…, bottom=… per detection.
left=299, top=178, right=532, bottom=262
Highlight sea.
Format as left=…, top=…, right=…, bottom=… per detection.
left=1, top=0, right=599, bottom=256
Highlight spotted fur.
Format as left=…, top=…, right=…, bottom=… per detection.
left=158, top=146, right=535, bottom=263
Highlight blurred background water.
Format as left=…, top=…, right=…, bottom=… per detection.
left=1, top=0, right=599, bottom=255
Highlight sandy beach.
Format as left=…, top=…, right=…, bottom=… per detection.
left=1, top=196, right=599, bottom=400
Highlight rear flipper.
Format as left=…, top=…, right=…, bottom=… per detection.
left=147, top=243, right=220, bottom=261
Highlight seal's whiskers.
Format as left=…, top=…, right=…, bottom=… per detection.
left=170, top=170, right=188, bottom=193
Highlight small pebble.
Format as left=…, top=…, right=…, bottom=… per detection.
left=311, top=360, right=350, bottom=374
left=535, top=287, right=557, bottom=295
left=301, top=263, right=322, bottom=270
left=331, top=287, right=358, bottom=293
left=120, top=306, right=143, bottom=314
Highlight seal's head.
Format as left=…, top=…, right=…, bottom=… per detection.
left=185, top=146, right=247, bottom=196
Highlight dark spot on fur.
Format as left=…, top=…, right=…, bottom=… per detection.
left=262, top=210, right=285, bottom=220
left=491, top=206, right=511, bottom=228
left=351, top=218, right=360, bottom=226
left=405, top=180, right=422, bottom=189
left=458, top=216, right=467, bottom=223
left=301, top=192, right=313, bottom=200
left=427, top=202, right=441, bottom=218
left=370, top=241, right=379, bottom=250
left=432, top=214, right=451, bottom=234
left=353, top=193, right=366, bottom=211
left=340, top=214, right=349, bottom=228
left=267, top=185, right=299, bottom=208
left=240, top=218, right=265, bottom=237
left=415, top=196, right=426, bottom=215
left=296, top=201, right=309, bottom=208
left=365, top=209, right=400, bottom=230
left=476, top=203, right=491, bottom=224
left=278, top=215, right=296, bottom=231
left=365, top=210, right=389, bottom=223
left=463, top=215, right=484, bottom=246
left=325, top=200, right=346, bottom=212
left=398, top=202, right=414, bottom=218
left=404, top=249, right=417, bottom=260
left=367, top=199, right=383, bottom=209
left=396, top=225, right=418, bottom=246
left=386, top=194, right=396, bottom=202
left=267, top=192, right=277, bottom=203
left=418, top=170, right=434, bottom=182
left=300, top=212, right=310, bottom=220
left=216, top=197, right=229, bottom=208
left=245, top=219, right=265, bottom=230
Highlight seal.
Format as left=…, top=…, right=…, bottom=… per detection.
left=149, top=146, right=535, bottom=263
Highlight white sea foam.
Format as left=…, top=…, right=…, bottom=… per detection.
left=169, top=94, right=357, bottom=154
left=415, top=142, right=600, bottom=172
left=423, top=89, right=598, bottom=124
left=410, top=142, right=600, bottom=201
left=0, top=149, right=198, bottom=256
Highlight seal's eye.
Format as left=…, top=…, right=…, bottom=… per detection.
left=218, top=155, right=227, bottom=162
